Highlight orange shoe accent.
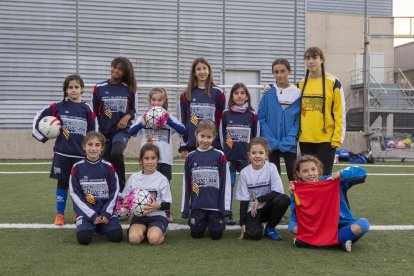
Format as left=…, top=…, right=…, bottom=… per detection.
left=54, top=214, right=65, bottom=225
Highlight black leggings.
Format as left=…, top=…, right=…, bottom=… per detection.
left=299, top=142, right=336, bottom=175
left=103, top=141, right=127, bottom=191
left=245, top=194, right=290, bottom=240
left=77, top=229, right=123, bottom=245
left=268, top=150, right=297, bottom=181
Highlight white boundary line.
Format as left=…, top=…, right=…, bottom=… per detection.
left=1, top=171, right=414, bottom=176
left=1, top=162, right=414, bottom=168
left=0, top=223, right=413, bottom=231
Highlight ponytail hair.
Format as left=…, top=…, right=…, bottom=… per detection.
left=301, top=47, right=327, bottom=133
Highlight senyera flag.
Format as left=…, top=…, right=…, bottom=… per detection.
left=293, top=179, right=340, bottom=246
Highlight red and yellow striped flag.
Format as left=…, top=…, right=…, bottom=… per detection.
left=105, top=106, right=112, bottom=119
left=226, top=135, right=233, bottom=149
left=86, top=193, right=96, bottom=205
left=192, top=182, right=199, bottom=196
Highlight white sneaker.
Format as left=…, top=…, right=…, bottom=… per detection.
left=341, top=240, right=352, bottom=252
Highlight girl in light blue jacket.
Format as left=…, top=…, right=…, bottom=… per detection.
left=258, top=58, right=301, bottom=181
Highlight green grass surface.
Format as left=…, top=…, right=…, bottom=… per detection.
left=0, top=160, right=413, bottom=275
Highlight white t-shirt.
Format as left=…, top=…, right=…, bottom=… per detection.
left=236, top=162, right=285, bottom=212
left=122, top=170, right=172, bottom=217
left=133, top=114, right=183, bottom=165
left=274, top=83, right=301, bottom=110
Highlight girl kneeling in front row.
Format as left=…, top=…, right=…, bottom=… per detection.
left=69, top=131, right=123, bottom=245
left=289, top=155, right=370, bottom=252
left=236, top=137, right=290, bottom=241
left=122, top=144, right=172, bottom=245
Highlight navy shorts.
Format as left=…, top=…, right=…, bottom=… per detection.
left=50, top=154, right=82, bottom=182
left=157, top=163, right=172, bottom=181
left=75, top=215, right=122, bottom=234
left=130, top=215, right=168, bottom=234
left=188, top=209, right=225, bottom=233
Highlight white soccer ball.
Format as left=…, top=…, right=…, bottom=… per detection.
left=145, top=106, right=169, bottom=129
left=38, top=116, right=61, bottom=139
left=126, top=189, right=154, bottom=217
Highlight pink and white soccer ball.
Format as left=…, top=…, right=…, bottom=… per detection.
left=125, top=189, right=154, bottom=217
left=114, top=196, right=131, bottom=221
left=145, top=106, right=169, bottom=129
left=387, top=140, right=396, bottom=148
left=38, top=116, right=61, bottom=139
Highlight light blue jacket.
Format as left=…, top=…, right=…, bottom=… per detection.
left=258, top=85, right=301, bottom=153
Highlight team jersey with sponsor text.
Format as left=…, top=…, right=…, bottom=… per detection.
left=181, top=147, right=231, bottom=218
left=179, top=86, right=225, bottom=150
left=128, top=114, right=185, bottom=165
left=32, top=99, right=97, bottom=158
left=219, top=109, right=259, bottom=162
left=92, top=80, right=136, bottom=138
left=69, top=158, right=119, bottom=222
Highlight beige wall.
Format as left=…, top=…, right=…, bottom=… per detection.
left=0, top=130, right=181, bottom=160
left=306, top=12, right=394, bottom=94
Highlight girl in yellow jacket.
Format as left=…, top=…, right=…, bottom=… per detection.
left=298, top=47, right=346, bottom=175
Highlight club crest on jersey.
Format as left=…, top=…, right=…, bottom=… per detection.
left=105, top=106, right=112, bottom=119
left=190, top=113, right=198, bottom=126
left=192, top=182, right=199, bottom=196
left=301, top=108, right=307, bottom=117
left=226, top=135, right=233, bottom=149
left=62, top=128, right=70, bottom=140
left=86, top=193, right=96, bottom=205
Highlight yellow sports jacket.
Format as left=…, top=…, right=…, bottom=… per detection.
left=298, top=73, right=346, bottom=148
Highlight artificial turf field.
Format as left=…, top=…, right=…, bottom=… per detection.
left=0, top=160, right=413, bottom=275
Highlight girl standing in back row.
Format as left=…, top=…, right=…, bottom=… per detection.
left=259, top=58, right=301, bottom=181
left=179, top=57, right=226, bottom=156
left=219, top=83, right=259, bottom=225
left=93, top=57, right=137, bottom=191
left=298, top=47, right=346, bottom=175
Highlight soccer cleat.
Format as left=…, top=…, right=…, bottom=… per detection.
left=224, top=215, right=237, bottom=226
left=54, top=214, right=65, bottom=225
left=340, top=240, right=352, bottom=252
left=264, top=227, right=282, bottom=241
left=293, top=238, right=310, bottom=248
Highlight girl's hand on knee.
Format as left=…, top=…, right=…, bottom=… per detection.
left=100, top=216, right=109, bottom=224
left=117, top=114, right=130, bottom=129
left=251, top=199, right=259, bottom=217
left=238, top=225, right=246, bottom=240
